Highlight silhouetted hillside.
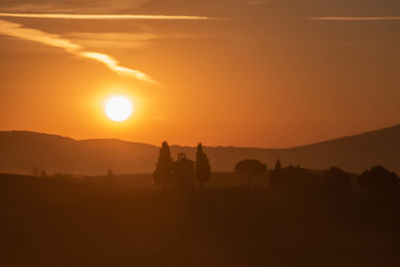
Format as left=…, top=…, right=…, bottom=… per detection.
left=0, top=131, right=158, bottom=175
left=0, top=124, right=399, bottom=175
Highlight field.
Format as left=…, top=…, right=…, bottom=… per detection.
left=2, top=173, right=400, bottom=267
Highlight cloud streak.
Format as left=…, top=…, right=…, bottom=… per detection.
left=81, top=52, right=158, bottom=84
left=0, top=12, right=216, bottom=20
left=67, top=32, right=160, bottom=49
left=0, top=19, right=80, bottom=51
left=310, top=16, right=400, bottom=21
left=0, top=19, right=158, bottom=84
left=245, top=0, right=279, bottom=6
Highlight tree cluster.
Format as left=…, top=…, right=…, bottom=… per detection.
left=269, top=159, right=399, bottom=197
left=234, top=159, right=267, bottom=188
left=358, top=165, right=399, bottom=196
left=153, top=142, right=211, bottom=189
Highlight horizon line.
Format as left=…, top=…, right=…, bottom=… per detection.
left=1, top=122, right=398, bottom=149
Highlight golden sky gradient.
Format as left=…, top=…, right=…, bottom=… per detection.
left=0, top=0, right=399, bottom=147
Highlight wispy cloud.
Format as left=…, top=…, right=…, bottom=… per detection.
left=0, top=12, right=216, bottom=20
left=245, top=0, right=280, bottom=6
left=67, top=32, right=161, bottom=49
left=0, top=0, right=158, bottom=16
left=0, top=0, right=148, bottom=13
left=0, top=19, right=80, bottom=51
left=67, top=32, right=203, bottom=50
left=81, top=52, right=158, bottom=84
left=0, top=3, right=75, bottom=13
left=310, top=17, right=400, bottom=21
left=0, top=19, right=158, bottom=84
left=0, top=11, right=220, bottom=85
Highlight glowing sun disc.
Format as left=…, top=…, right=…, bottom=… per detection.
left=105, top=96, right=133, bottom=122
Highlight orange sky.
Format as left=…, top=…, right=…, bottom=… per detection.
left=0, top=0, right=399, bottom=148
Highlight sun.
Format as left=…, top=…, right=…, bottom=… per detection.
left=105, top=96, right=133, bottom=122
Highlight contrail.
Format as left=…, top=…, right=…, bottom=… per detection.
left=0, top=12, right=220, bottom=84
left=0, top=12, right=217, bottom=20
left=0, top=19, right=159, bottom=85
left=310, top=16, right=400, bottom=21
left=81, top=52, right=159, bottom=85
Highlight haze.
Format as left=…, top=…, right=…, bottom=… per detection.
left=1, top=0, right=399, bottom=147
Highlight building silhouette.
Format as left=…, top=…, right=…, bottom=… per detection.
left=172, top=153, right=194, bottom=189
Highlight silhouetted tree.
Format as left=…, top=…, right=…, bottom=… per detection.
left=270, top=165, right=330, bottom=196
left=153, top=141, right=173, bottom=188
left=358, top=166, right=399, bottom=195
left=323, top=167, right=351, bottom=195
left=107, top=169, right=114, bottom=178
left=195, top=143, right=211, bottom=188
left=275, top=159, right=282, bottom=171
left=269, top=159, right=282, bottom=188
left=235, top=159, right=267, bottom=188
left=40, top=169, right=48, bottom=178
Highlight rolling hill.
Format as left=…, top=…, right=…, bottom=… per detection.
left=0, top=124, right=399, bottom=175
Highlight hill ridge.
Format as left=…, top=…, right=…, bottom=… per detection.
left=2, top=122, right=399, bottom=150
left=0, top=123, right=399, bottom=175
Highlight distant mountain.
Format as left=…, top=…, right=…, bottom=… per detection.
left=0, top=125, right=399, bottom=175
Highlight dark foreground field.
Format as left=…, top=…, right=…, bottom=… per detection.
left=2, top=174, right=400, bottom=267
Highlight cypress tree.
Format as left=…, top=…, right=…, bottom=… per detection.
left=153, top=141, right=174, bottom=188
left=195, top=143, right=211, bottom=188
left=275, top=159, right=282, bottom=170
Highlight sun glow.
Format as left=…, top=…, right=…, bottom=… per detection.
left=105, top=96, right=133, bottom=122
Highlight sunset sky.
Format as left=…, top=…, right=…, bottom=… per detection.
left=0, top=0, right=399, bottom=148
